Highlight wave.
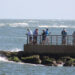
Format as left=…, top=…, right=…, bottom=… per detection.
left=0, top=56, right=24, bottom=64
left=8, top=23, right=29, bottom=27
left=0, top=56, right=44, bottom=66
left=7, top=48, right=22, bottom=52
left=0, top=23, right=5, bottom=27
left=0, top=56, right=9, bottom=62
left=0, top=22, right=29, bottom=27
left=0, top=22, right=75, bottom=28
left=0, top=48, right=22, bottom=52
left=39, top=25, right=75, bottom=28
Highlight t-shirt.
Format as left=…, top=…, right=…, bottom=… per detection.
left=46, top=30, right=49, bottom=36
left=61, top=31, right=67, bottom=37
left=33, top=30, right=38, bottom=36
left=28, top=30, right=33, bottom=36
left=42, top=32, right=46, bottom=40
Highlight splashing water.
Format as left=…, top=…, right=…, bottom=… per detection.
left=0, top=56, right=8, bottom=62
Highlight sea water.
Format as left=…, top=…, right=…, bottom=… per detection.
left=0, top=19, right=75, bottom=75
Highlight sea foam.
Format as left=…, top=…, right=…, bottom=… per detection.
left=0, top=23, right=5, bottom=27
left=39, top=25, right=75, bottom=28
left=0, top=56, right=24, bottom=64
left=8, top=23, right=29, bottom=27
left=0, top=56, right=8, bottom=62
left=7, top=48, right=22, bottom=52
left=0, top=56, right=44, bottom=66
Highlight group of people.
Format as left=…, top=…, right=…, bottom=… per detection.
left=27, top=28, right=49, bottom=45
left=27, top=28, right=75, bottom=45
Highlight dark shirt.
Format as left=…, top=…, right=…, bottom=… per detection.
left=33, top=30, right=38, bottom=36
left=42, top=32, right=46, bottom=40
left=61, top=30, right=67, bottom=37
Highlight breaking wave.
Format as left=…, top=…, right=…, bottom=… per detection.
left=8, top=23, right=29, bottom=27
left=0, top=56, right=8, bottom=62
left=39, top=25, right=75, bottom=28
left=0, top=22, right=75, bottom=28
left=0, top=23, right=29, bottom=27
left=7, top=48, right=22, bottom=52
left=0, top=23, right=5, bottom=27
left=0, top=56, right=25, bottom=64
left=0, top=55, right=44, bottom=66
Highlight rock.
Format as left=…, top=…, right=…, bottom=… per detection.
left=8, top=56, right=21, bottom=62
left=41, top=56, right=55, bottom=66
left=2, top=51, right=75, bottom=66
left=21, top=55, right=41, bottom=64
left=52, top=61, right=57, bottom=66
left=60, top=56, right=72, bottom=62
left=72, top=63, right=75, bottom=66
left=63, top=58, right=74, bottom=66
left=57, top=60, right=64, bottom=64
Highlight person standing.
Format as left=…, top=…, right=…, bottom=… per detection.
left=61, top=28, right=67, bottom=45
left=27, top=29, right=33, bottom=44
left=42, top=30, right=46, bottom=45
left=33, top=29, right=38, bottom=44
left=72, top=31, right=75, bottom=45
left=45, top=28, right=49, bottom=45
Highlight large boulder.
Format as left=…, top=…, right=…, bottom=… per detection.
left=21, top=55, right=41, bottom=64
left=41, top=56, right=55, bottom=66
left=8, top=56, right=21, bottom=62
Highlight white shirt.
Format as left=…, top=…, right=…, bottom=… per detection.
left=28, top=30, right=33, bottom=36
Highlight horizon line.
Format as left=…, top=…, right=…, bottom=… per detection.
left=0, top=18, right=75, bottom=21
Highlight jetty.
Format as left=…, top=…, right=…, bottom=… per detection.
left=1, top=35, right=75, bottom=66
left=24, top=35, right=75, bottom=56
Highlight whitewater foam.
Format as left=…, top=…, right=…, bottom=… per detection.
left=0, top=22, right=75, bottom=28
left=0, top=56, right=44, bottom=66
left=0, top=56, right=9, bottom=62
left=7, top=48, right=22, bottom=52
left=0, top=56, right=24, bottom=65
left=8, top=23, right=29, bottom=27
left=0, top=23, right=5, bottom=27
left=39, top=25, right=75, bottom=28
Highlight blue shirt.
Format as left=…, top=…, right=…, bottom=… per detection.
left=46, top=30, right=49, bottom=36
left=61, top=30, right=67, bottom=37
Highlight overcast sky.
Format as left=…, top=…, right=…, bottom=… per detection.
left=0, top=0, right=75, bottom=19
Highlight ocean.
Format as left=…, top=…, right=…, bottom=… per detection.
left=0, top=19, right=75, bottom=75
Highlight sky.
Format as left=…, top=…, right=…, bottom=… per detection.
left=0, top=0, right=75, bottom=19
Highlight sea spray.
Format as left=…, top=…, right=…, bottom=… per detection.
left=0, top=56, right=8, bottom=62
left=9, top=48, right=22, bottom=52
left=0, top=54, right=42, bottom=66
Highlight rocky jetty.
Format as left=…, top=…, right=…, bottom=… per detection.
left=0, top=51, right=75, bottom=66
